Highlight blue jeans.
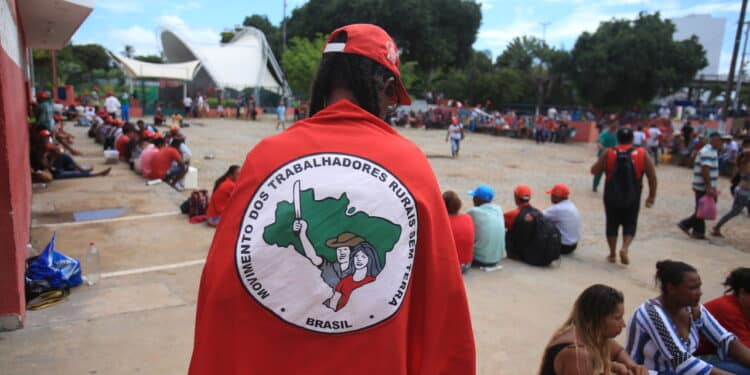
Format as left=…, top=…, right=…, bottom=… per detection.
left=121, top=104, right=130, bottom=122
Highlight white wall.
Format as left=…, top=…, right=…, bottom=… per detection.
left=672, top=14, right=726, bottom=76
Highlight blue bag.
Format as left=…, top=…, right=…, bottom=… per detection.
left=26, top=232, right=83, bottom=289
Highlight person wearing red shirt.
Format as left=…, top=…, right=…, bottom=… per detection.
left=590, top=128, right=657, bottom=265
left=188, top=24, right=475, bottom=375
left=140, top=137, right=162, bottom=179
left=698, top=268, right=750, bottom=373
left=148, top=140, right=185, bottom=186
left=443, top=190, right=475, bottom=273
left=206, top=165, right=240, bottom=227
left=115, top=126, right=135, bottom=161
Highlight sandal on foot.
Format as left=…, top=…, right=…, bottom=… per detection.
left=607, top=254, right=616, bottom=263
left=619, top=251, right=630, bottom=265
left=710, top=228, right=723, bottom=237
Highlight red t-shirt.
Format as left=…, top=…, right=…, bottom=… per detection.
left=115, top=134, right=130, bottom=160
left=148, top=147, right=182, bottom=180
left=188, top=99, right=475, bottom=374
left=605, top=144, right=646, bottom=181
left=449, top=214, right=474, bottom=264
left=334, top=274, right=375, bottom=311
left=504, top=203, right=531, bottom=232
left=697, top=294, right=750, bottom=354
left=206, top=179, right=236, bottom=218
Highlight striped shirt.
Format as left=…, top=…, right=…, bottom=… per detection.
left=692, top=145, right=718, bottom=191
left=626, top=299, right=736, bottom=375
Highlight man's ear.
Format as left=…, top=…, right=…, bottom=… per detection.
left=384, top=77, right=396, bottom=98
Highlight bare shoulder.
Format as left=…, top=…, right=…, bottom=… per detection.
left=555, top=345, right=591, bottom=375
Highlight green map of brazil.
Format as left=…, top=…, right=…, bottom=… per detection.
left=263, top=188, right=401, bottom=267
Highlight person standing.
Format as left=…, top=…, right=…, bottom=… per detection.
left=183, top=95, right=192, bottom=117
left=590, top=128, right=657, bottom=265
left=647, top=123, right=662, bottom=165
left=104, top=92, right=121, bottom=119
left=276, top=99, right=287, bottom=130
left=445, top=116, right=464, bottom=158
left=542, top=184, right=581, bottom=255
left=593, top=121, right=618, bottom=192
left=467, top=185, right=505, bottom=271
left=189, top=24, right=475, bottom=374
left=679, top=132, right=722, bottom=240
left=120, top=90, right=130, bottom=123
left=633, top=126, right=647, bottom=147
left=712, top=143, right=750, bottom=237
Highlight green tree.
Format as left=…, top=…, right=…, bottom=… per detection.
left=282, top=34, right=327, bottom=95
left=220, top=30, right=235, bottom=43
left=122, top=45, right=134, bottom=58
left=286, top=0, right=481, bottom=88
left=571, top=12, right=707, bottom=110
left=134, top=55, right=164, bottom=63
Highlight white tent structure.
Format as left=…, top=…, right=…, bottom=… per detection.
left=108, top=53, right=201, bottom=82
left=160, top=26, right=290, bottom=98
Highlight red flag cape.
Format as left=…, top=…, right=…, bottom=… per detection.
left=189, top=99, right=475, bottom=374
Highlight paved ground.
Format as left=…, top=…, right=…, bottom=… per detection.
left=1, top=116, right=748, bottom=374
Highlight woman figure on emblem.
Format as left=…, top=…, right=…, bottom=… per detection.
left=326, top=242, right=383, bottom=311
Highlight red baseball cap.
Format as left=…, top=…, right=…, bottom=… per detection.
left=323, top=24, right=411, bottom=105
left=546, top=184, right=570, bottom=199
left=39, top=130, right=51, bottom=137
left=514, top=185, right=532, bottom=200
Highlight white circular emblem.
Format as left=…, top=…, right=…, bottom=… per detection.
left=385, top=40, right=398, bottom=64
left=235, top=153, right=418, bottom=334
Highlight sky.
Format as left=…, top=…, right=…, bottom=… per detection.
left=72, top=0, right=744, bottom=73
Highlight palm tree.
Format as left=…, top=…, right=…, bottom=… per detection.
left=123, top=45, right=134, bottom=58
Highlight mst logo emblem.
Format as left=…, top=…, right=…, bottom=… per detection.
left=235, top=153, right=418, bottom=334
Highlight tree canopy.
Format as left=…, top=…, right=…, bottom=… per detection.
left=282, top=34, right=327, bottom=96
left=571, top=12, right=707, bottom=110
left=286, top=0, right=481, bottom=81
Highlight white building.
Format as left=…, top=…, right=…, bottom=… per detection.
left=671, top=14, right=726, bottom=76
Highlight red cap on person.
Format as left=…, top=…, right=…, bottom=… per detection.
left=39, top=130, right=51, bottom=137
left=37, top=91, right=50, bottom=100
left=546, top=184, right=570, bottom=199
left=514, top=184, right=532, bottom=201
left=322, top=24, right=411, bottom=105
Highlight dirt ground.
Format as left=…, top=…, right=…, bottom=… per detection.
left=1, top=115, right=748, bottom=375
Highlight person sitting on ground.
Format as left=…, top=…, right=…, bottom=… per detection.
left=542, top=184, right=581, bottom=255
left=139, top=136, right=161, bottom=178
left=626, top=260, right=750, bottom=375
left=115, top=123, right=136, bottom=162
left=45, top=143, right=111, bottom=179
left=147, top=138, right=187, bottom=187
left=540, top=284, right=648, bottom=375
left=466, top=184, right=505, bottom=271
left=154, top=106, right=166, bottom=126
left=504, top=185, right=539, bottom=256
left=698, top=267, right=750, bottom=360
left=131, top=135, right=151, bottom=173
left=443, top=190, right=475, bottom=273
left=206, top=165, right=240, bottom=227
left=712, top=143, right=750, bottom=237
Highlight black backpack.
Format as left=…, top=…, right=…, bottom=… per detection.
left=604, top=147, right=640, bottom=208
left=507, top=206, right=561, bottom=267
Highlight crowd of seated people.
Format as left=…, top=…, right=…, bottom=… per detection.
left=443, top=182, right=582, bottom=272
left=539, top=262, right=750, bottom=375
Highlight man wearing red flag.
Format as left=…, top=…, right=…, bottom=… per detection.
left=188, top=24, right=476, bottom=374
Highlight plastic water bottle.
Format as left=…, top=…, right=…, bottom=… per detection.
left=84, top=242, right=100, bottom=286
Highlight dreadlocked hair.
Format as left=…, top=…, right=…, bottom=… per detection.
left=309, top=31, right=394, bottom=118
